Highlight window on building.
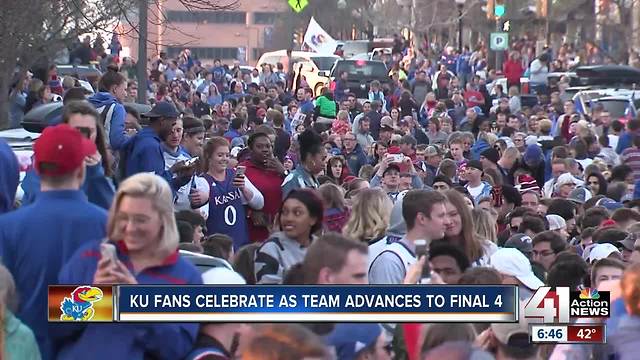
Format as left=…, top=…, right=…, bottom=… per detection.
left=253, top=12, right=280, bottom=25
left=166, top=47, right=239, bottom=60
left=166, top=10, right=246, bottom=24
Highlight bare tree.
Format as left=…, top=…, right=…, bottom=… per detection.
left=0, top=0, right=128, bottom=129
left=129, top=0, right=239, bottom=103
left=0, top=0, right=239, bottom=129
left=360, top=0, right=482, bottom=46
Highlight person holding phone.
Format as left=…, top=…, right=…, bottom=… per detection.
left=370, top=154, right=424, bottom=201
left=201, top=137, right=264, bottom=250
left=240, top=132, right=287, bottom=242
left=162, top=117, right=209, bottom=214
left=56, top=173, right=202, bottom=359
left=123, top=101, right=195, bottom=191
left=21, top=101, right=115, bottom=210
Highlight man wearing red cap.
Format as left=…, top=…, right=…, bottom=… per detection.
left=0, top=124, right=108, bottom=359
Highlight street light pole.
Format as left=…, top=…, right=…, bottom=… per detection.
left=458, top=5, right=463, bottom=52
left=455, top=0, right=466, bottom=53
left=136, top=0, right=147, bottom=104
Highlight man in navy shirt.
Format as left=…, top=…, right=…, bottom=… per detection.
left=123, top=101, right=195, bottom=190
left=0, top=124, right=108, bottom=359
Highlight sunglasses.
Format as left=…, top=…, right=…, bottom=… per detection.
left=383, top=343, right=394, bottom=355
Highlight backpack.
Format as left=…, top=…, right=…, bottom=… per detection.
left=96, top=103, right=116, bottom=145
left=95, top=103, right=125, bottom=181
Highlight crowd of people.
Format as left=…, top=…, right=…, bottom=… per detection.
left=3, top=32, right=640, bottom=360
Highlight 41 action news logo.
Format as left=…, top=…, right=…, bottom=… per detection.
left=524, top=287, right=610, bottom=323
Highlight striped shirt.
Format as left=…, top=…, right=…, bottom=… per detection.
left=621, top=147, right=640, bottom=182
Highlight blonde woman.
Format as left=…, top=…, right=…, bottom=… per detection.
left=57, top=173, right=202, bottom=359
left=0, top=264, right=40, bottom=360
left=472, top=208, right=498, bottom=244
left=343, top=188, right=393, bottom=243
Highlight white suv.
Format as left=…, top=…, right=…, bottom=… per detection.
left=256, top=50, right=339, bottom=96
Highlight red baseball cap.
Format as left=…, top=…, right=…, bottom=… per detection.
left=34, top=124, right=97, bottom=176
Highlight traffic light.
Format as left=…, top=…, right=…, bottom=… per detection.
left=495, top=0, right=506, bottom=18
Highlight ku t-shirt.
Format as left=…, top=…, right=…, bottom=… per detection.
left=203, top=169, right=249, bottom=250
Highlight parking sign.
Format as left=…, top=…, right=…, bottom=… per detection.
left=490, top=32, right=509, bottom=51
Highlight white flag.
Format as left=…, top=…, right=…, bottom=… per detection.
left=303, top=17, right=338, bottom=55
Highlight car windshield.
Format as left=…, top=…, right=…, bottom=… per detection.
left=596, top=99, right=629, bottom=118
left=311, top=56, right=338, bottom=71
left=332, top=61, right=388, bottom=77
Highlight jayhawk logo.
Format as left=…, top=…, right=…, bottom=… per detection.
left=60, top=286, right=104, bottom=321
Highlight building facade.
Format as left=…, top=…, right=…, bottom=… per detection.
left=122, top=0, right=287, bottom=65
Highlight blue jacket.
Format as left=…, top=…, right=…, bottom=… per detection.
left=344, top=144, right=368, bottom=176
left=0, top=190, right=107, bottom=359
left=123, top=127, right=173, bottom=185
left=466, top=181, right=493, bottom=205
left=21, top=164, right=115, bottom=210
left=334, top=79, right=349, bottom=102
left=0, top=139, right=19, bottom=214
left=88, top=92, right=129, bottom=150
left=299, top=99, right=314, bottom=115
left=54, top=239, right=202, bottom=360
left=223, top=128, right=242, bottom=142
left=617, top=131, right=633, bottom=154
left=456, top=52, right=472, bottom=75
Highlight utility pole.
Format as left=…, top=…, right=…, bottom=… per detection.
left=545, top=0, right=551, bottom=46
left=136, top=0, right=148, bottom=104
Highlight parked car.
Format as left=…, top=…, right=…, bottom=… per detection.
left=179, top=250, right=234, bottom=274
left=22, top=101, right=152, bottom=133
left=521, top=65, right=640, bottom=95
left=56, top=64, right=102, bottom=85
left=256, top=50, right=339, bottom=96
left=590, top=92, right=640, bottom=121
left=323, top=59, right=390, bottom=99
left=0, top=128, right=39, bottom=203
left=573, top=89, right=640, bottom=118
left=574, top=65, right=640, bottom=87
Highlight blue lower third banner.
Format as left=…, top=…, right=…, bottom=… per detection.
left=116, top=285, right=518, bottom=322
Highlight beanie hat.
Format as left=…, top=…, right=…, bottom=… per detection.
left=480, top=148, right=500, bottom=164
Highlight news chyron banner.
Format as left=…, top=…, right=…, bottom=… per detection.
left=49, top=285, right=518, bottom=323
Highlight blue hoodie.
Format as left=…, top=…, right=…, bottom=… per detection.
left=88, top=92, right=129, bottom=151
left=123, top=127, right=174, bottom=185
left=0, top=190, right=107, bottom=359
left=21, top=163, right=115, bottom=210
left=54, top=239, right=202, bottom=360
left=0, top=139, right=19, bottom=214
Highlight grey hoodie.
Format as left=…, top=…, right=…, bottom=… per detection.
left=254, top=232, right=308, bottom=284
